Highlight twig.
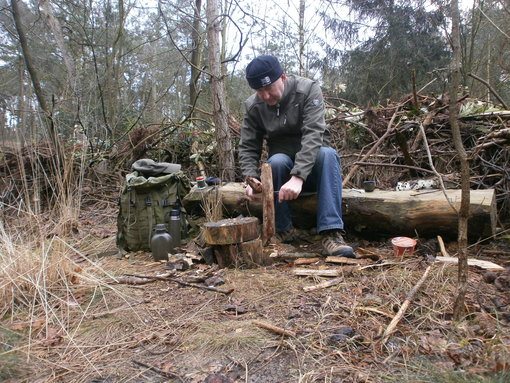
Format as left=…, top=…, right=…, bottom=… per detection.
left=252, top=320, right=296, bottom=337
left=380, top=265, right=433, bottom=344
left=303, top=277, right=343, bottom=292
left=353, top=161, right=436, bottom=175
left=354, top=306, right=395, bottom=319
left=417, top=78, right=437, bottom=94
left=468, top=73, right=508, bottom=109
left=123, top=273, right=233, bottom=295
left=132, top=360, right=184, bottom=382
left=89, top=301, right=145, bottom=319
left=270, top=252, right=321, bottom=259
left=418, top=123, right=458, bottom=214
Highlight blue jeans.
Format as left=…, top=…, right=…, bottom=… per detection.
left=267, top=147, right=345, bottom=234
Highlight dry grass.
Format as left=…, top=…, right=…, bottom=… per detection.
left=200, top=186, right=224, bottom=222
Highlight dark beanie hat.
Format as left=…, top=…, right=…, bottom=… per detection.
left=246, top=55, right=284, bottom=89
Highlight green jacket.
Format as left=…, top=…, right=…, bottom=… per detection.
left=239, top=74, right=330, bottom=181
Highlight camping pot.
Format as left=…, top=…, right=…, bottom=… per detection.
left=151, top=224, right=172, bottom=261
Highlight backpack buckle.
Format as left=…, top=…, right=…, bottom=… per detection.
left=145, top=196, right=152, bottom=206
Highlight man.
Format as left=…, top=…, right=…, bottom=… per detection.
left=239, top=55, right=355, bottom=258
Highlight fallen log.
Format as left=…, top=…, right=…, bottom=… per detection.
left=183, top=184, right=496, bottom=240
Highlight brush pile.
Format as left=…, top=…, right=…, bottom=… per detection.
left=325, top=94, right=510, bottom=223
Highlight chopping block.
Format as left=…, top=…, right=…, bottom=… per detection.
left=202, top=216, right=270, bottom=268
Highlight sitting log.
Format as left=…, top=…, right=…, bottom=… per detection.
left=183, top=183, right=496, bottom=240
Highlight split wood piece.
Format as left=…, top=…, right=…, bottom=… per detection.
left=202, top=217, right=259, bottom=245
left=380, top=265, right=432, bottom=344
left=252, top=320, right=296, bottom=337
left=437, top=235, right=450, bottom=257
left=435, top=256, right=504, bottom=272
left=183, top=184, right=496, bottom=239
left=122, top=273, right=234, bottom=295
left=294, top=257, right=321, bottom=265
left=213, top=239, right=269, bottom=268
left=325, top=256, right=371, bottom=265
left=303, top=277, right=343, bottom=292
left=292, top=267, right=358, bottom=277
left=270, top=251, right=322, bottom=259
left=261, top=163, right=275, bottom=245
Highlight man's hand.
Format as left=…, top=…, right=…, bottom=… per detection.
left=278, top=176, right=303, bottom=203
left=245, top=177, right=262, bottom=200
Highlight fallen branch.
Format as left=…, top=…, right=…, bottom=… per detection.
left=354, top=161, right=435, bottom=175
left=123, top=273, right=233, bottom=295
left=303, top=277, right=343, bottom=292
left=380, top=265, right=433, bottom=344
left=132, top=360, right=184, bottom=382
left=252, top=320, right=296, bottom=337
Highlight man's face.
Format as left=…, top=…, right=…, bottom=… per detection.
left=255, top=73, right=287, bottom=106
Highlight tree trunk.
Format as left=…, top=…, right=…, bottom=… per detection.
left=298, top=0, right=305, bottom=76
left=450, top=0, right=470, bottom=321
left=206, top=0, right=235, bottom=181
left=190, top=0, right=203, bottom=110
left=11, top=0, right=62, bottom=163
left=39, top=0, right=78, bottom=94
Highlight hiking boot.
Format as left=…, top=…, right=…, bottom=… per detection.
left=322, top=230, right=355, bottom=258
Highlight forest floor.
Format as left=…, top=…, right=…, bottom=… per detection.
left=1, top=202, right=510, bottom=383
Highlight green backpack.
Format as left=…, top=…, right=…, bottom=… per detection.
left=116, top=171, right=191, bottom=252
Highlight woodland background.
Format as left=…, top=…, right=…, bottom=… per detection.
left=0, top=0, right=508, bottom=181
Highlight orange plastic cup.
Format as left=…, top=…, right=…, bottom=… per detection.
left=391, top=236, right=417, bottom=256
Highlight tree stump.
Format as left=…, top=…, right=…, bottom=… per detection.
left=202, top=217, right=259, bottom=245
left=202, top=217, right=269, bottom=268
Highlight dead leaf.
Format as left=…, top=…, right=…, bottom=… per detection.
left=39, top=327, right=63, bottom=347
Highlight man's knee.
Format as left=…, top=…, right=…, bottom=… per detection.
left=268, top=153, right=293, bottom=171
left=317, top=147, right=340, bottom=165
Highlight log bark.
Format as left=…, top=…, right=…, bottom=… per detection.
left=183, top=184, right=496, bottom=240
